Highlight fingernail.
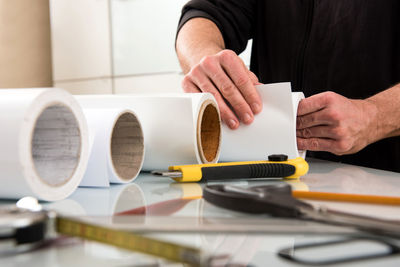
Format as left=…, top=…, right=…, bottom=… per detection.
left=243, top=113, right=253, bottom=124
left=228, top=119, right=238, bottom=129
left=251, top=103, right=261, bottom=113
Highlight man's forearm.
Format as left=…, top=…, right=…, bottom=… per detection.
left=367, top=83, right=400, bottom=142
left=176, top=18, right=225, bottom=73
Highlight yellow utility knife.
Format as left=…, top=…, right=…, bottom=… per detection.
left=152, top=154, right=309, bottom=183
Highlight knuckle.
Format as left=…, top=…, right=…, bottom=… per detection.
left=181, top=76, right=192, bottom=92
left=209, top=90, right=221, bottom=101
left=302, top=115, right=315, bottom=126
left=247, top=88, right=259, bottom=99
left=310, top=139, right=320, bottom=150
left=296, top=138, right=304, bottom=149
left=323, top=91, right=337, bottom=102
left=218, top=49, right=236, bottom=60
left=188, top=66, right=201, bottom=77
left=219, top=107, right=232, bottom=120
left=234, top=101, right=249, bottom=112
left=332, top=127, right=345, bottom=138
left=219, top=83, right=236, bottom=97
left=335, top=140, right=352, bottom=154
left=197, top=81, right=212, bottom=92
left=233, top=102, right=251, bottom=118
left=302, top=128, right=312, bottom=138
left=235, top=75, right=249, bottom=88
left=181, top=83, right=190, bottom=93
left=218, top=50, right=239, bottom=65
left=326, top=109, right=341, bottom=122
left=182, top=75, right=192, bottom=84
left=200, top=55, right=217, bottom=71
left=296, top=116, right=304, bottom=127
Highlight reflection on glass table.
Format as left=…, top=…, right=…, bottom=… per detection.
left=1, top=159, right=400, bottom=266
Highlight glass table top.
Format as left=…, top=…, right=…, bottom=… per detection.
left=1, top=158, right=400, bottom=266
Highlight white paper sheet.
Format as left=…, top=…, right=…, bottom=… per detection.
left=77, top=108, right=145, bottom=187
left=76, top=93, right=221, bottom=171
left=0, top=88, right=89, bottom=201
left=219, top=82, right=305, bottom=161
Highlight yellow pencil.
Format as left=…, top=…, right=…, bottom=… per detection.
left=292, top=191, right=400, bottom=206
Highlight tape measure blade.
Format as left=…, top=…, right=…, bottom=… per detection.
left=55, top=216, right=204, bottom=266
left=89, top=215, right=356, bottom=235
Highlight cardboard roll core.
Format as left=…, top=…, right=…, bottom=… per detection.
left=111, top=112, right=144, bottom=181
left=197, top=101, right=221, bottom=163
left=31, top=104, right=81, bottom=187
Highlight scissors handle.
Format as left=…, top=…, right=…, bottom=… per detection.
left=203, top=184, right=311, bottom=217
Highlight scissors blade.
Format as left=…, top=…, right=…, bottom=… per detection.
left=299, top=205, right=400, bottom=238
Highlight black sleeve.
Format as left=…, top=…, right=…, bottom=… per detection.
left=177, top=0, right=256, bottom=54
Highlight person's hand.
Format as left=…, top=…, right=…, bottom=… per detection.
left=181, top=49, right=262, bottom=129
left=296, top=91, right=378, bottom=155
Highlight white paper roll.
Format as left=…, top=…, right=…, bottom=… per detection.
left=219, top=82, right=305, bottom=161
left=77, top=108, right=145, bottom=187
left=76, top=93, right=221, bottom=170
left=0, top=88, right=89, bottom=201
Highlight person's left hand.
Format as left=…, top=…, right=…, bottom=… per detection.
left=296, top=91, right=378, bottom=155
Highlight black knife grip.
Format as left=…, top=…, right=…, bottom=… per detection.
left=201, top=163, right=296, bottom=181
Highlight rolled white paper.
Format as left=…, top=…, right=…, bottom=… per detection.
left=77, top=108, right=145, bottom=187
left=76, top=93, right=221, bottom=170
left=219, top=82, right=305, bottom=161
left=0, top=88, right=89, bottom=201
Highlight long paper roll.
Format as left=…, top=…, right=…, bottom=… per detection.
left=219, top=82, right=305, bottom=161
left=76, top=93, right=221, bottom=170
left=78, top=108, right=145, bottom=187
left=0, top=88, right=89, bottom=201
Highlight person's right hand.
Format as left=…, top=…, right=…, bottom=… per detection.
left=181, top=49, right=262, bottom=129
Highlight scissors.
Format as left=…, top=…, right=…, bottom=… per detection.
left=203, top=184, right=400, bottom=265
left=203, top=183, right=400, bottom=237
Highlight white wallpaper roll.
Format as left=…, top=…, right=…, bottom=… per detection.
left=0, top=88, right=89, bottom=201
left=77, top=107, right=145, bottom=187
left=220, top=82, right=305, bottom=161
left=76, top=93, right=221, bottom=170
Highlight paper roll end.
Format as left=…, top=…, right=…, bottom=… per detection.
left=18, top=88, right=90, bottom=201
left=110, top=111, right=145, bottom=183
left=197, top=100, right=221, bottom=164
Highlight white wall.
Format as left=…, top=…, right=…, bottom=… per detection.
left=50, top=0, right=113, bottom=93
left=50, top=0, right=251, bottom=95
left=111, top=0, right=187, bottom=76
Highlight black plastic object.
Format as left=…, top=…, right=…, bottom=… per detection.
left=201, top=163, right=295, bottom=181
left=15, top=221, right=46, bottom=245
left=278, top=236, right=400, bottom=265
left=268, top=154, right=288, bottom=161
left=203, top=184, right=312, bottom=218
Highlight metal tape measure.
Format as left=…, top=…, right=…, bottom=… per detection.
left=0, top=197, right=205, bottom=266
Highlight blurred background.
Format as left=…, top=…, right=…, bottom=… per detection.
left=0, top=0, right=251, bottom=94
